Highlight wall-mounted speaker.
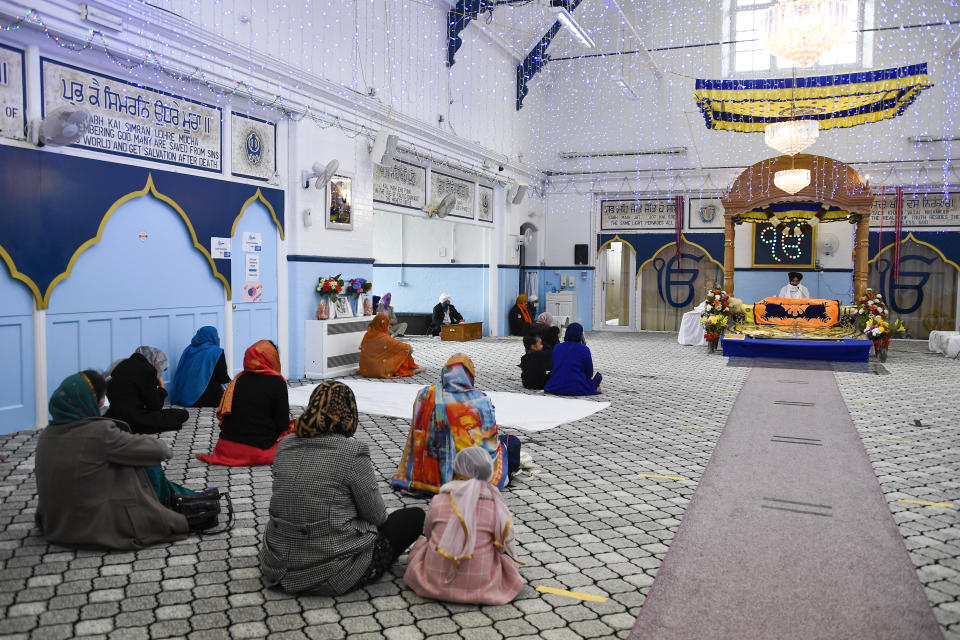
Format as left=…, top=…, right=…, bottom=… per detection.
left=574, top=243, right=588, bottom=265
left=371, top=132, right=399, bottom=167
left=512, top=184, right=527, bottom=204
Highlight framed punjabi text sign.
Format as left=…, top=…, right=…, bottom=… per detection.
left=869, top=192, right=960, bottom=228
left=430, top=171, right=475, bottom=220
left=477, top=185, right=494, bottom=223
left=231, top=113, right=275, bottom=181
left=41, top=58, right=222, bottom=172
left=373, top=160, right=426, bottom=210
left=0, top=44, right=26, bottom=141
left=751, top=223, right=816, bottom=268
left=601, top=199, right=676, bottom=231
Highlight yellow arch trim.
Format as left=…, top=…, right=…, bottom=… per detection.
left=596, top=235, right=638, bottom=257
left=0, top=244, right=44, bottom=307
left=230, top=188, right=285, bottom=240
left=41, top=173, right=232, bottom=309
left=867, top=232, right=960, bottom=272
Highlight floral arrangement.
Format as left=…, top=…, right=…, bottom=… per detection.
left=346, top=277, right=373, bottom=297
left=703, top=288, right=732, bottom=317
left=316, top=274, right=344, bottom=300
left=854, top=288, right=886, bottom=320
left=701, top=314, right=729, bottom=345
left=863, top=314, right=905, bottom=361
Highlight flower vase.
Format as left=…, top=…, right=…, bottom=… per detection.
left=708, top=339, right=718, bottom=353
left=316, top=299, right=330, bottom=320
left=874, top=339, right=889, bottom=362
left=362, top=295, right=373, bottom=316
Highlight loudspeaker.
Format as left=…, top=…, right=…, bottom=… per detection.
left=371, top=132, right=399, bottom=166
left=512, top=184, right=527, bottom=204
left=574, top=244, right=588, bottom=265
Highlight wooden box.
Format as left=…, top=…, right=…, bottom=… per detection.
left=441, top=322, right=483, bottom=342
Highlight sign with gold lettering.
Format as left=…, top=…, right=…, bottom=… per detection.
left=601, top=199, right=676, bottom=230
left=870, top=192, right=960, bottom=228
left=41, top=58, right=222, bottom=172
left=0, top=44, right=25, bottom=141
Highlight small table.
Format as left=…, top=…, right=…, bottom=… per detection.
left=441, top=322, right=483, bottom=342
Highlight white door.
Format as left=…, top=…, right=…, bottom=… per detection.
left=597, top=241, right=636, bottom=331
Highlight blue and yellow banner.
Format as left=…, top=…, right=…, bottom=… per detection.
left=694, top=63, right=932, bottom=132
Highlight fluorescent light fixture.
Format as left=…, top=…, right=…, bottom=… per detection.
left=558, top=147, right=687, bottom=159
left=79, top=4, right=123, bottom=31
left=610, top=75, right=638, bottom=100
left=554, top=7, right=595, bottom=48
left=908, top=135, right=960, bottom=144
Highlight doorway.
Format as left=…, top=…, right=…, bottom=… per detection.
left=599, top=240, right=635, bottom=330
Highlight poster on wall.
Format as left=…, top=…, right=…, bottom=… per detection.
left=478, top=185, right=494, bottom=223
left=869, top=192, right=960, bottom=228
left=242, top=281, right=263, bottom=303
left=327, top=175, right=353, bottom=230
left=431, top=171, right=475, bottom=219
left=601, top=199, right=677, bottom=230
left=687, top=197, right=725, bottom=230
left=242, top=231, right=262, bottom=252
left=231, top=113, right=275, bottom=181
left=245, top=254, right=260, bottom=281
left=41, top=58, right=222, bottom=172
left=210, top=237, right=231, bottom=259
left=373, top=160, right=426, bottom=210
left=751, top=223, right=816, bottom=268
left=0, top=44, right=26, bottom=141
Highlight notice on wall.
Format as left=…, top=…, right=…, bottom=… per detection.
left=42, top=58, right=222, bottom=172
left=0, top=44, right=25, bottom=141
left=869, top=192, right=960, bottom=228
left=242, top=281, right=263, bottom=303
left=431, top=171, right=476, bottom=219
left=210, top=237, right=231, bottom=259
left=601, top=199, right=677, bottom=230
left=231, top=113, right=275, bottom=181
left=245, top=254, right=260, bottom=281
left=478, top=185, right=494, bottom=223
left=242, top=231, right=262, bottom=252
left=373, top=160, right=426, bottom=210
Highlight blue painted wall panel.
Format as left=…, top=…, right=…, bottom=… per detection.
left=539, top=268, right=595, bottom=331
left=372, top=265, right=488, bottom=333
left=733, top=270, right=853, bottom=305
left=0, top=263, right=35, bottom=433
left=497, top=267, right=520, bottom=336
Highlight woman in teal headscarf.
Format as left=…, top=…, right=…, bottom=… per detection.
left=35, top=370, right=194, bottom=549
left=170, top=326, right=231, bottom=407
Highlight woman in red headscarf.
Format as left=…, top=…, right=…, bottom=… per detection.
left=196, top=340, right=292, bottom=466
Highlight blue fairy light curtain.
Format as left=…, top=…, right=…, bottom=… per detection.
left=694, top=63, right=933, bottom=132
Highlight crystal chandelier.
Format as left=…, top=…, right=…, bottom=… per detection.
left=765, top=120, right=820, bottom=156
left=760, top=0, right=850, bottom=68
left=774, top=168, right=812, bottom=194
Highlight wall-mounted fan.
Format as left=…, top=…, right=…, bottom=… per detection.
left=32, top=107, right=91, bottom=147
left=426, top=193, right=456, bottom=218
left=820, top=232, right=839, bottom=256
left=302, top=159, right=339, bottom=189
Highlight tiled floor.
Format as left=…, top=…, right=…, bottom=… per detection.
left=0, top=333, right=957, bottom=639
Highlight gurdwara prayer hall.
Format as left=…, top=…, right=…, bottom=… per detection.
left=1, top=2, right=959, bottom=639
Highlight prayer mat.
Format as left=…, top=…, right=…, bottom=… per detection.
left=288, top=379, right=609, bottom=432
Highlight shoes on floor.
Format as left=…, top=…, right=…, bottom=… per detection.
left=519, top=452, right=534, bottom=469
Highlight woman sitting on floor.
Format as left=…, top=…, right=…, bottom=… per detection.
left=376, top=292, right=408, bottom=337
left=197, top=340, right=291, bottom=466
left=544, top=322, right=602, bottom=396
left=260, top=381, right=425, bottom=594
left=106, top=346, right=189, bottom=434
left=392, top=354, right=521, bottom=495
left=169, top=326, right=231, bottom=407
left=404, top=447, right=523, bottom=605
left=35, top=370, right=199, bottom=549
left=532, top=311, right=561, bottom=349
left=359, top=313, right=419, bottom=379
left=508, top=294, right=533, bottom=336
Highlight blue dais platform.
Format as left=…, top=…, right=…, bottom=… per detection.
left=721, top=336, right=873, bottom=362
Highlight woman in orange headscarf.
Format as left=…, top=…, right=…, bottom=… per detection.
left=196, top=340, right=292, bottom=466
left=508, top=294, right=533, bottom=336
left=359, top=313, right=419, bottom=378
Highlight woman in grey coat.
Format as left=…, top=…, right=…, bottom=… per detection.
left=260, top=381, right=425, bottom=594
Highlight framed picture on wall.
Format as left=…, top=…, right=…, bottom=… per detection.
left=687, top=197, right=725, bottom=230
left=326, top=175, right=353, bottom=230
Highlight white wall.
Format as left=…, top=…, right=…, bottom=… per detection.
left=543, top=191, right=593, bottom=266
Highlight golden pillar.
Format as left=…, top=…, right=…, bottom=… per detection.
left=853, top=213, right=870, bottom=300
left=723, top=216, right=736, bottom=294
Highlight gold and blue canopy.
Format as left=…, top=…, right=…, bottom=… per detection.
left=695, top=63, right=933, bottom=133
left=736, top=201, right=854, bottom=225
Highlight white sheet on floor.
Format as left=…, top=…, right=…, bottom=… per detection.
left=288, top=379, right=609, bottom=432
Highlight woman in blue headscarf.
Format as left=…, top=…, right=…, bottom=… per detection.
left=543, top=323, right=602, bottom=396
left=170, top=326, right=231, bottom=407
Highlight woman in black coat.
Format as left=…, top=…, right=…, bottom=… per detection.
left=429, top=293, right=464, bottom=336
left=106, top=347, right=189, bottom=434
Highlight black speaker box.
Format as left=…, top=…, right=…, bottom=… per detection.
left=574, top=244, right=588, bottom=265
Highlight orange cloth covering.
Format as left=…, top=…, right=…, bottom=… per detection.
left=359, top=314, right=419, bottom=378
left=216, top=339, right=284, bottom=426
left=516, top=294, right=532, bottom=324
left=196, top=428, right=292, bottom=466
left=753, top=297, right=841, bottom=327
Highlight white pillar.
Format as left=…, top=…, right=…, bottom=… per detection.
left=24, top=45, right=41, bottom=125
left=224, top=297, right=234, bottom=374
left=222, top=107, right=232, bottom=179
left=276, top=118, right=290, bottom=376
left=33, top=308, right=47, bottom=428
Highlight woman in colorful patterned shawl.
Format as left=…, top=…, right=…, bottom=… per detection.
left=358, top=313, right=419, bottom=378
left=392, top=354, right=507, bottom=495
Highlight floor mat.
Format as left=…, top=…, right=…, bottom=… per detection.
left=628, top=364, right=943, bottom=640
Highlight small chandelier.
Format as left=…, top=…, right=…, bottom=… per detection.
left=774, top=168, right=811, bottom=194
left=760, top=0, right=850, bottom=68
left=765, top=120, right=820, bottom=156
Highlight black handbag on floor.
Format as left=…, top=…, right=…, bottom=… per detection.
left=171, top=488, right=234, bottom=534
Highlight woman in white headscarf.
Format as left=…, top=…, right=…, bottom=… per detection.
left=404, top=447, right=523, bottom=604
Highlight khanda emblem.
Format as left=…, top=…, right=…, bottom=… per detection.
left=654, top=253, right=703, bottom=308
left=877, top=255, right=932, bottom=315
left=245, top=130, right=263, bottom=165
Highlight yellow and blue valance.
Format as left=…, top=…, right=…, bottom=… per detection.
left=737, top=202, right=854, bottom=224
left=694, top=63, right=933, bottom=133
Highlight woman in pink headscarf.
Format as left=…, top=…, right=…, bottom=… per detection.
left=404, top=447, right=523, bottom=605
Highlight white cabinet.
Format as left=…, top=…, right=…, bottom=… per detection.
left=546, top=291, right=577, bottom=323
left=304, top=318, right=368, bottom=378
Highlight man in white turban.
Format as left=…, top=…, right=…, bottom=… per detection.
left=429, top=293, right=464, bottom=336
